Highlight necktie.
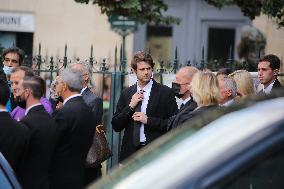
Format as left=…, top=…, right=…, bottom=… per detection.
left=133, top=90, right=144, bottom=147
left=258, top=89, right=265, bottom=95
left=180, top=103, right=185, bottom=110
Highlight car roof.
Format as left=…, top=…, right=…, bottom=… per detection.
left=89, top=94, right=284, bottom=189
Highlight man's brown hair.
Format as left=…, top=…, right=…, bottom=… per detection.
left=259, top=54, right=280, bottom=70
left=131, top=51, right=155, bottom=70
left=11, top=66, right=34, bottom=77
left=2, top=46, right=25, bottom=65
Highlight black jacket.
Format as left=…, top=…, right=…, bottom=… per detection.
left=81, top=87, right=103, bottom=126
left=271, top=79, right=283, bottom=93
left=112, top=80, right=178, bottom=161
left=0, top=111, right=30, bottom=170
left=168, top=98, right=197, bottom=130
left=18, top=105, right=57, bottom=189
left=176, top=104, right=219, bottom=128
left=50, top=96, right=95, bottom=189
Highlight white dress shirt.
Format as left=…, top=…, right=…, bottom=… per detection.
left=25, top=103, right=42, bottom=115
left=0, top=108, right=8, bottom=112
left=80, top=87, right=87, bottom=95
left=180, top=96, right=192, bottom=109
left=137, top=79, right=153, bottom=142
left=263, top=80, right=276, bottom=94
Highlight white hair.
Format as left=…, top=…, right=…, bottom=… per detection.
left=224, top=78, right=238, bottom=97
left=60, top=68, right=83, bottom=92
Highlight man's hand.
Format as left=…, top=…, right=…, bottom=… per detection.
left=56, top=101, right=63, bottom=109
left=129, top=91, right=144, bottom=109
left=132, top=112, right=148, bottom=124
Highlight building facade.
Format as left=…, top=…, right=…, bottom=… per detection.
left=0, top=0, right=133, bottom=65
left=1, top=0, right=282, bottom=72
left=133, top=0, right=251, bottom=66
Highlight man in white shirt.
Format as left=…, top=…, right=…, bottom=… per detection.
left=172, top=66, right=199, bottom=109
left=112, top=51, right=178, bottom=161
left=258, top=54, right=283, bottom=94
left=167, top=66, right=199, bottom=130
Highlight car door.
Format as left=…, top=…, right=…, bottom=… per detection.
left=194, top=118, right=284, bottom=189
left=0, top=153, right=22, bottom=189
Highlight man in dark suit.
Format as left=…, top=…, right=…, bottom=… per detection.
left=168, top=66, right=198, bottom=130
left=112, top=51, right=178, bottom=162
left=71, top=63, right=103, bottom=184
left=0, top=78, right=30, bottom=170
left=50, top=68, right=96, bottom=189
left=16, top=76, right=57, bottom=189
left=258, top=54, right=283, bottom=94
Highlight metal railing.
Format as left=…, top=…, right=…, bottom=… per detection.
left=0, top=43, right=266, bottom=171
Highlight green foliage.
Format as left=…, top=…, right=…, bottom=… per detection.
left=75, top=0, right=284, bottom=27
left=206, top=0, right=284, bottom=28
left=74, top=0, right=180, bottom=25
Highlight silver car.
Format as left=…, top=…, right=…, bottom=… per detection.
left=89, top=95, right=284, bottom=189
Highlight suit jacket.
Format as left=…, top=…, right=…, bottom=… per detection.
left=50, top=96, right=96, bottom=189
left=112, top=80, right=178, bottom=161
left=81, top=87, right=103, bottom=126
left=0, top=112, right=30, bottom=170
left=176, top=104, right=219, bottom=128
left=11, top=97, right=53, bottom=121
left=271, top=79, right=283, bottom=93
left=81, top=87, right=103, bottom=183
left=168, top=98, right=197, bottom=130
left=18, top=105, right=57, bottom=189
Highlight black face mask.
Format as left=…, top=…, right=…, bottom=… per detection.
left=172, top=82, right=184, bottom=99
left=15, top=96, right=27, bottom=109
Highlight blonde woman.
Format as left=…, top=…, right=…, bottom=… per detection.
left=229, top=70, right=255, bottom=98
left=176, top=71, right=220, bottom=126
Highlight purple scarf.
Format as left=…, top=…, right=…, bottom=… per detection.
left=11, top=97, right=53, bottom=121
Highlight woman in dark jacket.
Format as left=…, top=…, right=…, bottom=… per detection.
left=178, top=71, right=220, bottom=125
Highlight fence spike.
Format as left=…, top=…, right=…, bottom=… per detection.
left=173, top=46, right=178, bottom=73
left=89, top=45, right=94, bottom=70
left=226, top=45, right=233, bottom=69
left=200, top=46, right=205, bottom=69
left=114, top=45, right=117, bottom=73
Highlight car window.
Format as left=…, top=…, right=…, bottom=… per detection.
left=0, top=167, right=13, bottom=189
left=214, top=148, right=284, bottom=189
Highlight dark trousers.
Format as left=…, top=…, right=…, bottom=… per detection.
left=84, top=165, right=102, bottom=186
left=135, top=141, right=147, bottom=151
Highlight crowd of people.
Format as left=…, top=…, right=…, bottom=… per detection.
left=0, top=47, right=283, bottom=189
left=0, top=47, right=103, bottom=189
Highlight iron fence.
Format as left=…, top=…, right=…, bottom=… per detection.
left=0, top=43, right=264, bottom=171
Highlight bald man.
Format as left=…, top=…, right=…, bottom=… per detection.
left=168, top=66, right=199, bottom=130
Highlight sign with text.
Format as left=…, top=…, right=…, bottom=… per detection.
left=109, top=15, right=137, bottom=36
left=0, top=12, right=35, bottom=32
